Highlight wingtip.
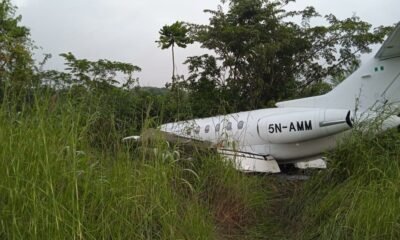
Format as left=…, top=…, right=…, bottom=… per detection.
left=122, top=136, right=141, bottom=142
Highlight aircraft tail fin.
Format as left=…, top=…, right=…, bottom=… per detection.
left=277, top=22, right=400, bottom=112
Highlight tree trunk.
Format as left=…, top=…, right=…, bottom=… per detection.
left=172, top=44, right=175, bottom=83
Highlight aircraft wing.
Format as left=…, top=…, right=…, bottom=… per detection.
left=123, top=129, right=281, bottom=173
left=123, top=128, right=214, bottom=149
left=375, top=22, right=400, bottom=60
left=123, top=129, right=330, bottom=173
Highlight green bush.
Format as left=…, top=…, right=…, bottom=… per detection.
left=286, top=130, right=400, bottom=240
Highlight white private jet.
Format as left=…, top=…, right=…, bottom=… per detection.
left=128, top=23, right=400, bottom=173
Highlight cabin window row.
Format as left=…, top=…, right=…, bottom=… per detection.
left=201, top=120, right=244, bottom=134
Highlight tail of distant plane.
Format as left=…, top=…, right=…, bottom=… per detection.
left=277, top=22, right=400, bottom=113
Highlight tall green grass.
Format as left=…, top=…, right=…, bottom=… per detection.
left=3, top=90, right=398, bottom=239
left=0, top=92, right=273, bottom=239
left=285, top=129, right=400, bottom=239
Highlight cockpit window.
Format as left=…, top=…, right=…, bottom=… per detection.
left=215, top=123, right=220, bottom=132
left=238, top=121, right=244, bottom=130
left=226, top=122, right=232, bottom=131
left=205, top=125, right=210, bottom=133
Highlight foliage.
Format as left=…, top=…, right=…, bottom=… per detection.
left=0, top=0, right=35, bottom=98
left=156, top=21, right=193, bottom=81
left=184, top=54, right=233, bottom=117
left=284, top=129, right=400, bottom=239
left=184, top=0, right=393, bottom=111
left=39, top=53, right=146, bottom=150
left=0, top=96, right=210, bottom=239
left=0, top=92, right=275, bottom=239
left=38, top=52, right=197, bottom=150
left=45, top=52, right=141, bottom=90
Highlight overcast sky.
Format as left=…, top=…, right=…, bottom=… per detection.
left=12, top=0, right=400, bottom=87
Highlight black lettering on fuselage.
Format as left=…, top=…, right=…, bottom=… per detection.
left=297, top=121, right=304, bottom=131
left=289, top=122, right=296, bottom=132
left=271, top=121, right=312, bottom=134
left=275, top=124, right=282, bottom=133
left=305, top=120, right=312, bottom=130
left=269, top=123, right=283, bottom=134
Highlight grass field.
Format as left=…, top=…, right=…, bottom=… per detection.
left=283, top=128, right=400, bottom=239
left=0, top=93, right=277, bottom=239
left=0, top=92, right=399, bottom=239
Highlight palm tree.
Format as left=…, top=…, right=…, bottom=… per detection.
left=156, top=21, right=193, bottom=82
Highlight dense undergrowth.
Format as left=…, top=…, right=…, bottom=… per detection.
left=284, top=128, right=400, bottom=239
left=1, top=91, right=399, bottom=239
left=0, top=92, right=276, bottom=239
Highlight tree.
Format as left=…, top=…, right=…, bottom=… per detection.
left=156, top=21, right=193, bottom=83
left=46, top=52, right=142, bottom=90
left=41, top=53, right=144, bottom=150
left=184, top=0, right=393, bottom=112
left=0, top=0, right=35, bottom=97
left=184, top=54, right=230, bottom=117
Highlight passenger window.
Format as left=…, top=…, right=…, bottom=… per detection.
left=238, top=121, right=244, bottom=130
left=195, top=126, right=200, bottom=134
left=186, top=128, right=191, bottom=135
left=215, top=123, right=220, bottom=132
left=226, top=122, right=232, bottom=131
left=205, top=125, right=210, bottom=133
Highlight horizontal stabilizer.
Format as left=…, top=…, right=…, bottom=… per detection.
left=375, top=22, right=400, bottom=60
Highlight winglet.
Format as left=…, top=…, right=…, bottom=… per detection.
left=375, top=22, right=400, bottom=60
left=122, top=135, right=141, bottom=142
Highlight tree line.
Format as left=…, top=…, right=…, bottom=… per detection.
left=0, top=0, right=394, bottom=137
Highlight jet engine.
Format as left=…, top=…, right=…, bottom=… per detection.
left=257, top=109, right=353, bottom=144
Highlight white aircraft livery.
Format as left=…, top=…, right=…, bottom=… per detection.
left=149, top=23, right=400, bottom=173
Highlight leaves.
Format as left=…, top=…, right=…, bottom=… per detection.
left=157, top=21, right=193, bottom=82
left=0, top=0, right=34, bottom=95
left=183, top=0, right=394, bottom=111
left=156, top=21, right=193, bottom=50
left=53, top=52, right=141, bottom=90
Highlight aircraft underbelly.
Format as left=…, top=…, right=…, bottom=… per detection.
left=239, top=144, right=271, bottom=156
left=269, top=134, right=339, bottom=160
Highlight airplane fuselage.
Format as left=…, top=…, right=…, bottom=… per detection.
left=160, top=107, right=352, bottom=162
